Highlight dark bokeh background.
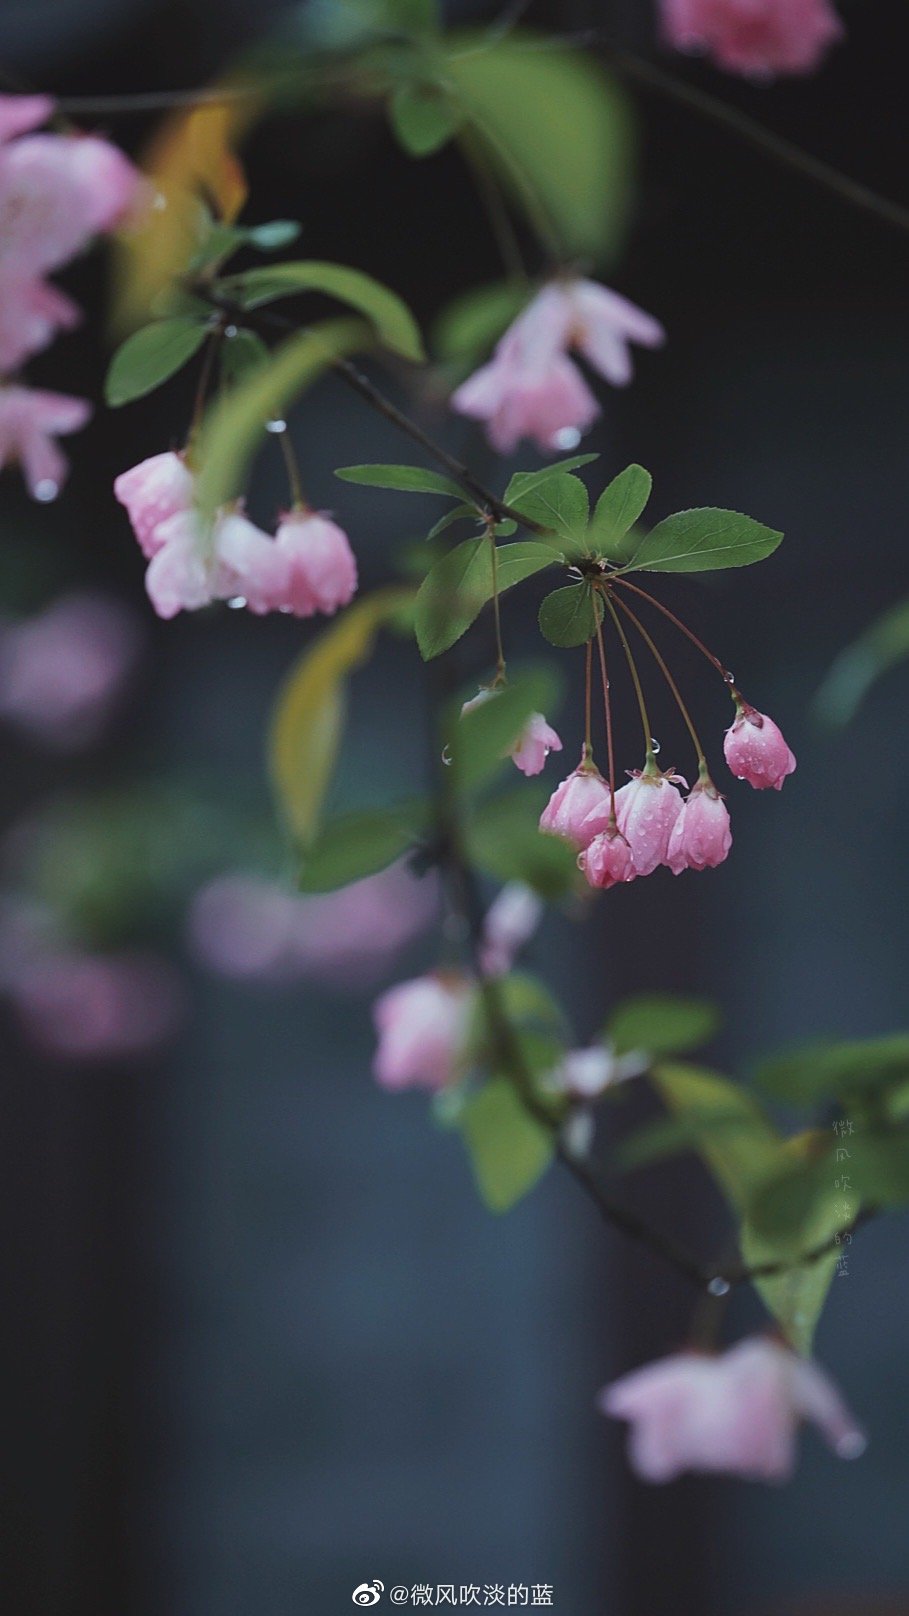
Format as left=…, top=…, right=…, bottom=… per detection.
left=2, top=1, right=908, bottom=1613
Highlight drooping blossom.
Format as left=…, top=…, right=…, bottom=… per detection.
left=479, top=882, right=544, bottom=977
left=580, top=826, right=637, bottom=890
left=597, top=767, right=686, bottom=877
left=601, top=1337, right=867, bottom=1484
left=0, top=93, right=54, bottom=146
left=511, top=712, right=563, bottom=777
left=540, top=761, right=612, bottom=850
left=113, top=451, right=195, bottom=557
left=0, top=591, right=141, bottom=749
left=0, top=385, right=91, bottom=500
left=660, top=0, right=844, bottom=78
left=0, top=277, right=81, bottom=374
left=548, top=1043, right=648, bottom=1099
left=666, top=779, right=732, bottom=874
left=372, top=972, right=472, bottom=1092
left=274, top=511, right=358, bottom=616
left=0, top=124, right=143, bottom=284
left=142, top=509, right=291, bottom=619
left=724, top=704, right=796, bottom=790
left=452, top=278, right=665, bottom=454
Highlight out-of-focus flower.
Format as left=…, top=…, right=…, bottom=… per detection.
left=0, top=93, right=54, bottom=146
left=601, top=1337, right=867, bottom=1483
left=511, top=712, right=563, bottom=777
left=540, top=762, right=612, bottom=849
left=452, top=278, right=665, bottom=454
left=724, top=704, right=796, bottom=790
left=0, top=591, right=142, bottom=749
left=212, top=511, right=292, bottom=614
left=0, top=385, right=91, bottom=500
left=0, top=277, right=81, bottom=374
left=274, top=511, right=358, bottom=616
left=0, top=127, right=143, bottom=284
left=188, top=861, right=439, bottom=988
left=660, top=0, right=844, bottom=78
left=113, top=451, right=195, bottom=558
left=373, top=972, right=472, bottom=1092
left=479, top=882, right=544, bottom=977
left=144, top=509, right=291, bottom=619
left=607, top=768, right=686, bottom=877
left=666, top=779, right=732, bottom=873
left=548, top=1042, right=647, bottom=1099
left=580, top=826, right=637, bottom=890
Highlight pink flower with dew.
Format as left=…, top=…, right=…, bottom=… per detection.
left=213, top=511, right=292, bottom=614
left=540, top=763, right=612, bottom=850
left=608, top=769, right=686, bottom=877
left=143, top=510, right=215, bottom=619
left=0, top=591, right=141, bottom=750
left=0, top=93, right=54, bottom=145
left=274, top=511, right=358, bottom=616
left=0, top=385, right=91, bottom=500
left=0, top=277, right=81, bottom=374
left=581, top=827, right=637, bottom=890
left=660, top=0, right=844, bottom=78
left=143, top=509, right=292, bottom=619
left=479, top=882, right=544, bottom=978
left=6, top=946, right=182, bottom=1061
left=511, top=712, right=563, bottom=777
left=373, top=973, right=472, bottom=1092
left=724, top=705, right=796, bottom=790
left=549, top=1044, right=647, bottom=1099
left=601, top=1337, right=866, bottom=1484
left=0, top=130, right=143, bottom=285
left=452, top=278, right=665, bottom=454
left=666, top=780, right=732, bottom=874
left=114, top=451, right=195, bottom=558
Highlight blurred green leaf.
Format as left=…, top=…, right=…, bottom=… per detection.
left=451, top=665, right=562, bottom=793
left=217, top=260, right=424, bottom=360
left=219, top=327, right=270, bottom=387
left=817, top=596, right=909, bottom=726
left=415, top=537, right=556, bottom=659
left=466, top=788, right=579, bottom=900
left=298, top=802, right=427, bottom=891
left=608, top=994, right=720, bottom=1058
left=460, top=1078, right=553, bottom=1211
left=624, top=508, right=783, bottom=574
left=335, top=463, right=467, bottom=500
left=538, top=583, right=603, bottom=647
left=755, top=1034, right=909, bottom=1107
left=390, top=83, right=460, bottom=155
left=433, top=279, right=528, bottom=365
left=105, top=317, right=209, bottom=406
left=588, top=464, right=652, bottom=555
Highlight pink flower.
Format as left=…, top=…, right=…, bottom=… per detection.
left=372, top=973, right=472, bottom=1092
left=143, top=509, right=291, bottom=619
left=143, top=511, right=215, bottom=619
left=274, top=511, right=358, bottom=616
left=549, top=1044, right=646, bottom=1098
left=600, top=1337, right=867, bottom=1484
left=610, top=768, right=686, bottom=877
left=666, top=779, right=732, bottom=873
left=0, top=93, right=54, bottom=145
left=539, top=762, right=612, bottom=850
left=213, top=511, right=292, bottom=614
left=479, top=882, right=543, bottom=977
left=0, top=591, right=141, bottom=749
left=0, top=130, right=143, bottom=285
left=581, top=826, right=637, bottom=889
left=660, top=0, right=844, bottom=78
left=511, top=711, right=563, bottom=777
left=0, top=385, right=91, bottom=500
left=114, top=451, right=195, bottom=558
left=452, top=279, right=665, bottom=454
left=724, top=705, right=796, bottom=790
left=0, top=277, right=81, bottom=374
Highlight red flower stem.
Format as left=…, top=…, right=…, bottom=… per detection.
left=613, top=576, right=735, bottom=694
left=611, top=590, right=707, bottom=772
left=600, top=590, right=655, bottom=768
left=594, top=620, right=617, bottom=821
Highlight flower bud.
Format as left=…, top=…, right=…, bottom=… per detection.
left=539, top=763, right=612, bottom=850
left=611, top=769, right=685, bottom=877
left=372, top=973, right=471, bottom=1092
left=724, top=706, right=796, bottom=791
left=666, top=781, right=732, bottom=874
left=581, top=827, right=637, bottom=889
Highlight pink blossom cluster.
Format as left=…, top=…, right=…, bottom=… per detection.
left=114, top=451, right=358, bottom=619
left=0, top=590, right=141, bottom=750
left=452, top=277, right=665, bottom=455
left=660, top=0, right=844, bottom=78
left=0, top=94, right=142, bottom=497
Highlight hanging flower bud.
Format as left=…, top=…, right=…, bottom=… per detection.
left=581, top=827, right=637, bottom=889
left=0, top=385, right=91, bottom=500
left=372, top=973, right=471, bottom=1092
left=540, top=762, right=612, bottom=850
left=666, top=778, right=732, bottom=874
left=274, top=511, right=358, bottom=617
left=611, top=767, right=686, bottom=877
left=724, top=704, right=796, bottom=791
left=511, top=712, right=563, bottom=777
left=479, top=882, right=544, bottom=977
left=114, top=451, right=195, bottom=558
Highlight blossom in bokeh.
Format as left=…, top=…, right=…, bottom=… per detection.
left=0, top=591, right=141, bottom=750
left=660, top=0, right=844, bottom=78
left=511, top=712, right=563, bottom=777
left=548, top=1043, right=647, bottom=1098
left=113, top=450, right=195, bottom=558
left=275, top=511, right=359, bottom=616
left=479, top=882, right=544, bottom=977
left=452, top=278, right=665, bottom=454
left=373, top=972, right=472, bottom=1092
left=724, top=704, right=796, bottom=790
left=0, top=277, right=81, bottom=374
left=540, top=762, right=612, bottom=850
left=143, top=509, right=290, bottom=619
left=666, top=779, right=732, bottom=873
left=601, top=1337, right=866, bottom=1483
left=0, top=385, right=91, bottom=500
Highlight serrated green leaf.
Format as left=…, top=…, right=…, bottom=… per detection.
left=451, top=666, right=562, bottom=793
left=503, top=456, right=599, bottom=505
left=415, top=537, right=556, bottom=659
left=335, top=463, right=467, bottom=500
left=105, top=317, right=210, bottom=406
left=588, top=464, right=652, bottom=555
left=216, top=260, right=424, bottom=361
left=538, top=583, right=603, bottom=647
left=624, top=508, right=783, bottom=574
left=509, top=471, right=590, bottom=555
left=460, top=1078, right=553, bottom=1211
left=608, top=994, right=720, bottom=1058
left=816, top=596, right=909, bottom=727
left=298, top=802, right=427, bottom=891
left=425, top=505, right=478, bottom=540
left=390, top=83, right=459, bottom=156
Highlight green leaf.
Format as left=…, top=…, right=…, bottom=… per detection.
left=433, top=279, right=528, bottom=365
left=196, top=317, right=365, bottom=519
left=414, top=537, right=556, bottom=659
left=216, top=260, right=425, bottom=361
left=588, top=464, right=652, bottom=556
left=297, top=802, right=427, bottom=892
left=509, top=471, right=590, bottom=556
left=447, top=35, right=633, bottom=263
left=390, top=83, right=459, bottom=156
left=426, top=505, right=477, bottom=540
left=219, top=327, right=270, bottom=388
left=335, top=463, right=467, bottom=501
left=460, top=1078, right=554, bottom=1211
left=268, top=587, right=414, bottom=845
left=624, top=508, right=783, bottom=574
left=608, top=994, right=720, bottom=1058
left=503, top=456, right=599, bottom=505
left=816, top=597, right=909, bottom=726
left=451, top=666, right=562, bottom=793
left=755, top=1035, right=909, bottom=1108
left=617, top=1108, right=764, bottom=1172
left=105, top=317, right=210, bottom=406
left=538, top=583, right=603, bottom=648
left=466, top=788, right=579, bottom=901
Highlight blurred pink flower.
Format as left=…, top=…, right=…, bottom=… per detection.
left=0, top=277, right=81, bottom=374
left=212, top=511, right=292, bottom=614
left=0, top=591, right=142, bottom=749
left=479, top=882, right=543, bottom=977
left=275, top=511, right=359, bottom=616
left=0, top=385, right=91, bottom=500
left=549, top=1043, right=646, bottom=1098
left=0, top=129, right=143, bottom=285
left=660, top=0, right=844, bottom=77
left=188, top=861, right=439, bottom=988
left=511, top=712, right=563, bottom=777
left=0, top=93, right=54, bottom=145
left=601, top=1338, right=867, bottom=1483
left=724, top=705, right=796, bottom=790
left=452, top=279, right=665, bottom=454
left=666, top=780, right=732, bottom=873
left=540, top=762, right=612, bottom=850
left=145, top=509, right=291, bottom=619
left=114, top=451, right=194, bottom=558
left=373, top=972, right=471, bottom=1092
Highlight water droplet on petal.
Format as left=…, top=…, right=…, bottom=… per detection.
left=441, top=744, right=452, bottom=766
left=553, top=426, right=582, bottom=451
left=266, top=418, right=287, bottom=434
left=226, top=595, right=247, bottom=609
left=707, top=1276, right=731, bottom=1297
left=33, top=479, right=59, bottom=503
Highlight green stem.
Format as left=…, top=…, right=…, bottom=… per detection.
left=594, top=620, right=617, bottom=820
left=488, top=524, right=506, bottom=680
left=458, top=128, right=530, bottom=289
left=611, top=589, right=707, bottom=772
left=583, top=639, right=593, bottom=762
left=613, top=577, right=734, bottom=691
left=277, top=427, right=306, bottom=509
left=601, top=590, right=655, bottom=770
